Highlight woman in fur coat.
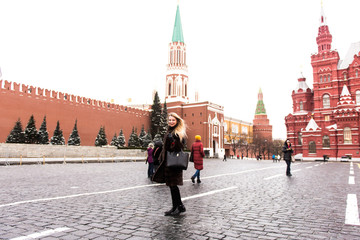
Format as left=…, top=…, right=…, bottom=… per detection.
left=152, top=112, right=187, bottom=216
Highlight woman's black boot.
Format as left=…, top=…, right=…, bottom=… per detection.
left=164, top=207, right=176, bottom=216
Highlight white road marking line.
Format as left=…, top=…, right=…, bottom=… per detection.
left=10, top=227, right=71, bottom=240
left=350, top=162, right=354, bottom=167
left=264, top=174, right=283, bottom=180
left=264, top=169, right=302, bottom=180
left=349, top=176, right=355, bottom=185
left=314, top=164, right=319, bottom=167
left=182, top=186, right=237, bottom=201
left=0, top=183, right=164, bottom=208
left=345, top=194, right=360, bottom=226
left=201, top=165, right=284, bottom=180
left=350, top=170, right=354, bottom=175
left=306, top=166, right=313, bottom=169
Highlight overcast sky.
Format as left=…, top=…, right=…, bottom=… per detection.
left=1, top=0, right=360, bottom=139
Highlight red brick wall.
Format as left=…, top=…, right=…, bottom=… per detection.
left=0, top=80, right=150, bottom=146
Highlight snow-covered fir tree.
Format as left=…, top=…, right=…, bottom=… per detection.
left=150, top=91, right=162, bottom=138
left=153, top=132, right=162, bottom=143
left=95, top=126, right=107, bottom=147
left=68, top=120, right=80, bottom=146
left=50, top=121, right=65, bottom=145
left=110, top=133, right=119, bottom=147
left=138, top=125, right=146, bottom=147
left=159, top=101, right=168, bottom=138
left=128, top=127, right=140, bottom=147
left=117, top=129, right=126, bottom=148
left=6, top=119, right=25, bottom=143
left=38, top=116, right=49, bottom=144
left=142, top=131, right=153, bottom=148
left=24, top=115, right=39, bottom=144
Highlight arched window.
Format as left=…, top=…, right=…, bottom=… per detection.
left=328, top=75, right=331, bottom=82
left=168, top=83, right=171, bottom=96
left=322, top=135, right=330, bottom=148
left=323, top=94, right=330, bottom=108
left=309, top=141, right=316, bottom=153
left=299, top=101, right=303, bottom=111
left=356, top=90, right=360, bottom=105
left=344, top=73, right=347, bottom=80
left=356, top=69, right=359, bottom=78
left=298, top=132, right=302, bottom=145
left=344, top=127, right=352, bottom=144
left=320, top=76, right=322, bottom=83
left=214, top=126, right=218, bottom=135
left=185, top=84, right=187, bottom=97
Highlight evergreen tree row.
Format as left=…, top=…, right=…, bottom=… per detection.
left=98, top=125, right=155, bottom=148
left=7, top=91, right=168, bottom=148
left=6, top=115, right=80, bottom=145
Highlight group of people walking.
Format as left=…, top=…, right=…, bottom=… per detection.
left=146, top=111, right=294, bottom=216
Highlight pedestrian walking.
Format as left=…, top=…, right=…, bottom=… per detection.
left=152, top=141, right=163, bottom=172
left=282, top=139, right=294, bottom=176
left=223, top=154, right=227, bottom=161
left=272, top=154, right=276, bottom=162
left=152, top=112, right=187, bottom=216
left=146, top=143, right=154, bottom=178
left=190, top=135, right=205, bottom=184
left=277, top=154, right=281, bottom=162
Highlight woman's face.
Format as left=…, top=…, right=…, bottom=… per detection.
left=168, top=116, right=177, bottom=127
left=287, top=140, right=291, bottom=145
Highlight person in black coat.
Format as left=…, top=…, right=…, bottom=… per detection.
left=152, top=141, right=163, bottom=172
left=282, top=139, right=294, bottom=176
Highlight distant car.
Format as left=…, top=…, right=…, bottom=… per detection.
left=341, top=155, right=351, bottom=162
left=294, top=153, right=303, bottom=161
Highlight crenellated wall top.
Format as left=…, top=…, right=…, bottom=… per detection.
left=0, top=80, right=150, bottom=116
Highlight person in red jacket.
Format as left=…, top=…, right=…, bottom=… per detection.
left=190, top=135, right=205, bottom=183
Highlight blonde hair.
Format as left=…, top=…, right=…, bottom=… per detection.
left=148, top=143, right=154, bottom=148
left=168, top=112, right=187, bottom=141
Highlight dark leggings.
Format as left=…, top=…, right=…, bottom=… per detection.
left=169, top=186, right=183, bottom=207
left=285, top=160, right=291, bottom=175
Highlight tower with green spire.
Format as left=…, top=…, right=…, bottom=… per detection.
left=165, top=2, right=189, bottom=103
left=253, top=88, right=272, bottom=139
left=172, top=5, right=184, bottom=43
left=255, top=88, right=266, bottom=115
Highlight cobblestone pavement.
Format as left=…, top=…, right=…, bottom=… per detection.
left=1, top=159, right=360, bottom=239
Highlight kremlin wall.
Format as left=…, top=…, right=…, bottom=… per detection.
left=0, top=80, right=150, bottom=146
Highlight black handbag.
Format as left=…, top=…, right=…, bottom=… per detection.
left=189, top=152, right=194, bottom=162
left=166, top=151, right=189, bottom=170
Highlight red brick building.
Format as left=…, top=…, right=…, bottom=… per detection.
left=285, top=4, right=360, bottom=161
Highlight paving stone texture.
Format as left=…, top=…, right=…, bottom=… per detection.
left=0, top=159, right=360, bottom=239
